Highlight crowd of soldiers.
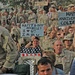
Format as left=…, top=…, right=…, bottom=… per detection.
left=0, top=0, right=75, bottom=75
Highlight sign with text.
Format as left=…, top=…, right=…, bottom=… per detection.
left=58, top=12, right=75, bottom=26
left=21, top=23, right=44, bottom=37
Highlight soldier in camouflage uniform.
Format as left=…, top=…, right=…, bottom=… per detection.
left=53, top=39, right=75, bottom=74
left=40, top=27, right=56, bottom=51
left=28, top=10, right=36, bottom=23
left=37, top=8, right=43, bottom=24
left=63, top=34, right=75, bottom=52
left=67, top=4, right=75, bottom=12
left=10, top=22, right=20, bottom=40
left=37, top=9, right=49, bottom=26
left=49, top=5, right=58, bottom=27
left=17, top=6, right=25, bottom=23
left=0, top=26, right=18, bottom=73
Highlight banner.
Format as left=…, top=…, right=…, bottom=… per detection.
left=21, top=23, right=44, bottom=37
left=58, top=12, right=75, bottom=26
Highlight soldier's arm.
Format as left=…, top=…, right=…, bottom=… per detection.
left=3, top=36, right=18, bottom=68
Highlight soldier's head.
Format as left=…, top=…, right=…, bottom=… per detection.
left=49, top=30, right=56, bottom=39
left=50, top=4, right=57, bottom=12
left=68, top=26, right=74, bottom=34
left=42, top=50, right=56, bottom=66
left=53, top=40, right=63, bottom=55
left=37, top=57, right=53, bottom=75
left=56, top=31, right=61, bottom=40
left=63, top=34, right=73, bottom=46
left=68, top=4, right=75, bottom=12
left=58, top=5, right=63, bottom=11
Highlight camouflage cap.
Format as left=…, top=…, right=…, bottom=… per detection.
left=63, top=34, right=73, bottom=42
left=50, top=1, right=57, bottom=6
left=51, top=4, right=55, bottom=8
left=66, top=33, right=73, bottom=38
left=68, top=4, right=75, bottom=7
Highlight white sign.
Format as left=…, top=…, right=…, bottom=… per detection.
left=58, top=12, right=75, bottom=26
left=21, top=23, right=44, bottom=37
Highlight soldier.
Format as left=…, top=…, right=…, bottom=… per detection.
left=68, top=26, right=74, bottom=36
left=47, top=27, right=56, bottom=49
left=40, top=27, right=56, bottom=51
left=28, top=10, right=36, bottom=23
left=67, top=4, right=75, bottom=12
left=37, top=8, right=43, bottom=24
left=0, top=26, right=18, bottom=73
left=37, top=9, right=49, bottom=26
left=57, top=5, right=64, bottom=12
left=49, top=5, right=58, bottom=27
left=53, top=39, right=75, bottom=74
left=40, top=27, right=51, bottom=51
left=17, top=6, right=25, bottom=23
left=10, top=22, right=20, bottom=40
left=11, top=10, right=18, bottom=24
left=56, top=31, right=62, bottom=40
left=63, top=34, right=75, bottom=52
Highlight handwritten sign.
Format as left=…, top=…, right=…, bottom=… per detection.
left=21, top=23, right=44, bottom=37
left=58, top=12, right=75, bottom=26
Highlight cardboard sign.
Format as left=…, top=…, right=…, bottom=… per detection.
left=21, top=23, right=44, bottom=37
left=58, top=12, right=75, bottom=26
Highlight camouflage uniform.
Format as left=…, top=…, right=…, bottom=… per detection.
left=63, top=34, right=75, bottom=52
left=40, top=36, right=55, bottom=51
left=37, top=10, right=49, bottom=26
left=28, top=10, right=36, bottom=23
left=40, top=36, right=50, bottom=50
left=0, top=26, right=18, bottom=73
left=55, top=49, right=75, bottom=74
left=17, top=10, right=25, bottom=23
left=50, top=5, right=58, bottom=27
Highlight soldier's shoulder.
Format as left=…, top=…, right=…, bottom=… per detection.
left=63, top=49, right=74, bottom=55
left=0, top=26, right=10, bottom=36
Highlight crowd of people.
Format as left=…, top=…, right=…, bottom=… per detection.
left=0, top=0, right=75, bottom=75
